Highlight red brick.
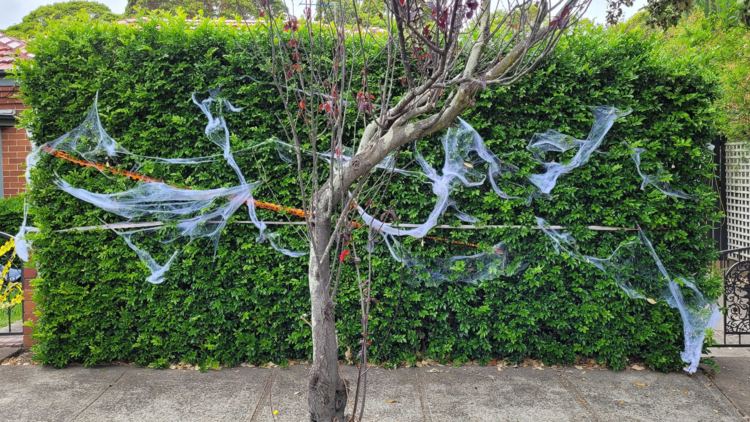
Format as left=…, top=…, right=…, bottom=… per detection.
left=23, top=290, right=33, bottom=302
left=23, top=267, right=37, bottom=280
left=24, top=300, right=35, bottom=313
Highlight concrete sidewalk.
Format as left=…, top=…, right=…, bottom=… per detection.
left=0, top=358, right=747, bottom=422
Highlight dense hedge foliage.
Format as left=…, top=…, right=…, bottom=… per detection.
left=16, top=15, right=722, bottom=371
left=0, top=196, right=25, bottom=236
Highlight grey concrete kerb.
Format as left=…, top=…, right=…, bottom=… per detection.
left=0, top=347, right=21, bottom=361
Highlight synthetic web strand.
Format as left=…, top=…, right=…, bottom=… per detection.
left=536, top=217, right=720, bottom=373
left=22, top=91, right=306, bottom=284
left=275, top=140, right=419, bottom=177
left=353, top=107, right=631, bottom=284
left=629, top=147, right=696, bottom=199
left=527, top=106, right=632, bottom=194
left=358, top=106, right=630, bottom=243
left=380, top=234, right=527, bottom=287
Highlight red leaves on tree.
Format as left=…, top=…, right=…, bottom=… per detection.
left=339, top=250, right=350, bottom=263
left=287, top=38, right=298, bottom=48
left=283, top=16, right=299, bottom=32
left=466, top=0, right=479, bottom=19
left=436, top=9, right=449, bottom=30
left=260, top=11, right=265, bottom=18
left=356, top=91, right=375, bottom=113
left=550, top=6, right=570, bottom=29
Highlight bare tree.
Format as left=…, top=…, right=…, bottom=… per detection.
left=238, top=0, right=591, bottom=420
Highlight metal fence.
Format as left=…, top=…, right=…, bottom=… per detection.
left=714, top=247, right=750, bottom=347
left=0, top=231, right=23, bottom=340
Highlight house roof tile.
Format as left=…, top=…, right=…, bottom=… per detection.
left=0, top=32, right=33, bottom=71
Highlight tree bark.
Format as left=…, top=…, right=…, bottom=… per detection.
left=307, top=195, right=347, bottom=422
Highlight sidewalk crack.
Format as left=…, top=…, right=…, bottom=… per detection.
left=553, top=369, right=601, bottom=421
left=67, top=366, right=130, bottom=422
left=248, top=368, right=275, bottom=422
left=415, top=370, right=430, bottom=422
left=700, top=370, right=749, bottom=421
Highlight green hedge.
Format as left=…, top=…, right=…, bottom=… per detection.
left=0, top=195, right=25, bottom=236
left=16, top=15, right=722, bottom=370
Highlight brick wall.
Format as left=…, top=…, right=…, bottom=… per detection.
left=1, top=127, right=31, bottom=197
left=0, top=83, right=29, bottom=198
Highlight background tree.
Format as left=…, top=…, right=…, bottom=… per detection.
left=125, top=0, right=287, bottom=18
left=3, top=1, right=118, bottom=39
left=314, top=0, right=388, bottom=27
left=622, top=3, right=749, bottom=142
left=606, top=0, right=748, bottom=27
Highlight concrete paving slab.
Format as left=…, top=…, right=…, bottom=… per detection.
left=1, top=363, right=747, bottom=422
left=560, top=367, right=744, bottom=422
left=252, top=365, right=425, bottom=422
left=251, top=365, right=310, bottom=422
left=0, top=330, right=23, bottom=347
left=705, top=348, right=750, bottom=358
left=0, top=347, right=21, bottom=361
left=710, top=357, right=750, bottom=419
left=0, top=365, right=129, bottom=422
left=417, top=365, right=591, bottom=422
left=75, top=367, right=272, bottom=422
left=340, top=365, right=425, bottom=422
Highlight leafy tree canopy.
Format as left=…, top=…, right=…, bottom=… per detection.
left=3, top=1, right=118, bottom=40
left=607, top=0, right=748, bottom=28
left=623, top=5, right=749, bottom=142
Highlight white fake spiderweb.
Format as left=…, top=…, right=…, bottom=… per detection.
left=537, top=217, right=720, bottom=373
left=16, top=93, right=718, bottom=372
left=18, top=90, right=306, bottom=283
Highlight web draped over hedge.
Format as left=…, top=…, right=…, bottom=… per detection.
left=15, top=16, right=722, bottom=371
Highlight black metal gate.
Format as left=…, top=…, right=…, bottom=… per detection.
left=715, top=247, right=750, bottom=347
left=710, top=137, right=749, bottom=347
left=0, top=231, right=23, bottom=343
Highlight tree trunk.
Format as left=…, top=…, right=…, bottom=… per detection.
left=307, top=197, right=347, bottom=422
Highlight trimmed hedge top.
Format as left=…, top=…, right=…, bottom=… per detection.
left=16, top=15, right=721, bottom=371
